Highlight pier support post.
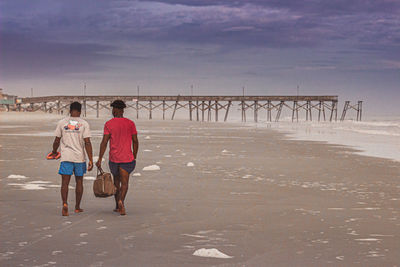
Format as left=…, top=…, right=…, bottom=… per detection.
left=267, top=101, right=271, bottom=122
left=196, top=100, right=199, bottom=121
left=335, top=101, right=338, bottom=121
left=224, top=101, right=231, bottom=122
left=83, top=100, right=86, bottom=117
left=149, top=100, right=152, bottom=120
left=357, top=101, right=363, bottom=121
left=254, top=101, right=258, bottom=122
left=340, top=101, right=349, bottom=121
left=207, top=101, right=211, bottom=121
left=318, top=101, right=322, bottom=121
left=275, top=101, right=284, bottom=122
left=292, top=101, right=297, bottom=122
left=162, top=101, right=166, bottom=120
left=215, top=101, right=218, bottom=122
left=201, top=101, right=205, bottom=122
left=136, top=100, right=139, bottom=119
left=96, top=101, right=99, bottom=118
left=189, top=100, right=193, bottom=121
left=241, top=101, right=247, bottom=122
left=330, top=101, right=338, bottom=122
left=172, top=100, right=178, bottom=120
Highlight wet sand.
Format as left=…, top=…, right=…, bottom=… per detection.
left=1, top=114, right=399, bottom=266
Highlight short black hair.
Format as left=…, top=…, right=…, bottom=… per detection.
left=111, top=100, right=126, bottom=109
left=70, top=102, right=82, bottom=112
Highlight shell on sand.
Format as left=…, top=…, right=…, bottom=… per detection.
left=142, top=165, right=160, bottom=171
left=193, top=248, right=232, bottom=259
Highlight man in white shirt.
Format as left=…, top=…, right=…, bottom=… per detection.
left=50, top=102, right=93, bottom=216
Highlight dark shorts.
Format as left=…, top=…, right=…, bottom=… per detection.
left=109, top=160, right=136, bottom=177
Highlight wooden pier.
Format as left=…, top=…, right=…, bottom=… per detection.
left=13, top=95, right=351, bottom=122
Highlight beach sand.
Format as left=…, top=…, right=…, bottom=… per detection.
left=1, top=114, right=399, bottom=266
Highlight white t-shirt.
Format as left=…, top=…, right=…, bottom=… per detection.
left=55, top=117, right=91, bottom=163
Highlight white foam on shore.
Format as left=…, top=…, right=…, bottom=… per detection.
left=143, top=149, right=152, bottom=152
left=193, top=248, right=232, bottom=259
left=28, top=180, right=51, bottom=184
left=8, top=182, right=48, bottom=190
left=145, top=136, right=151, bottom=140
left=132, top=173, right=141, bottom=176
left=84, top=176, right=96, bottom=180
left=254, top=118, right=400, bottom=161
left=355, top=238, right=381, bottom=241
left=187, top=162, right=195, bottom=167
left=7, top=174, right=28, bottom=179
left=143, top=165, right=160, bottom=171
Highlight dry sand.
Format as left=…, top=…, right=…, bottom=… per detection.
left=0, top=113, right=399, bottom=266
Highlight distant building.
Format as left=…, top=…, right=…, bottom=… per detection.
left=0, top=89, right=18, bottom=111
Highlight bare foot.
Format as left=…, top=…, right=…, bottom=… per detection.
left=113, top=208, right=120, bottom=212
left=62, top=203, right=69, bottom=216
left=74, top=208, right=84, bottom=213
left=118, top=201, right=126, bottom=216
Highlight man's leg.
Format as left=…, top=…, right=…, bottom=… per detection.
left=75, top=176, right=84, bottom=212
left=113, top=174, right=121, bottom=211
left=61, top=174, right=71, bottom=216
left=118, top=167, right=130, bottom=215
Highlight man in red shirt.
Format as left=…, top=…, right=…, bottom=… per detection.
left=96, top=100, right=139, bottom=215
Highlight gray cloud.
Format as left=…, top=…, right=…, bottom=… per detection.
left=0, top=0, right=399, bottom=116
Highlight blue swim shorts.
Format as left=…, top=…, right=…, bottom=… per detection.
left=109, top=160, right=136, bottom=177
left=59, top=161, right=87, bottom=176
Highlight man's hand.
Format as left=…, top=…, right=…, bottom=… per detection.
left=88, top=161, right=93, bottom=171
left=96, top=160, right=102, bottom=169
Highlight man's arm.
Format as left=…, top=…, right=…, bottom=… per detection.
left=52, top=137, right=61, bottom=155
left=96, top=134, right=110, bottom=168
left=84, top=137, right=93, bottom=171
left=132, top=134, right=139, bottom=160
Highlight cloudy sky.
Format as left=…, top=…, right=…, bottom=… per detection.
left=1, top=0, right=399, bottom=115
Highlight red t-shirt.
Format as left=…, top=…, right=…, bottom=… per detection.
left=104, top=118, right=137, bottom=163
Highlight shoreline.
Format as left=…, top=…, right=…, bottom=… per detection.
left=1, top=111, right=399, bottom=162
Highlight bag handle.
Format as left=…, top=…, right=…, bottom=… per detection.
left=97, top=166, right=104, bottom=176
